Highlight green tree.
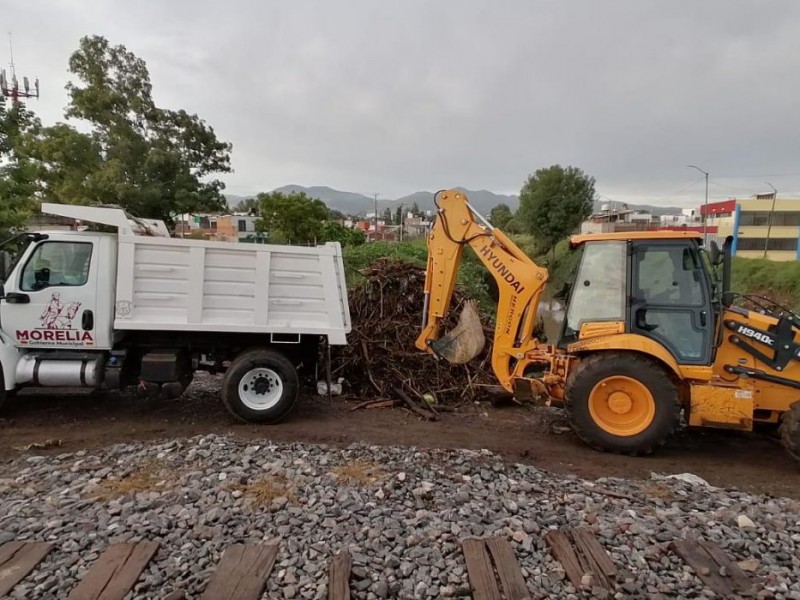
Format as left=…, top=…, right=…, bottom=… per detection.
left=394, top=206, right=403, bottom=226
left=382, top=207, right=393, bottom=225
left=0, top=96, right=40, bottom=238
left=321, top=221, right=366, bottom=247
left=27, top=36, right=232, bottom=224
left=410, top=202, right=423, bottom=217
left=328, top=208, right=346, bottom=222
left=518, top=165, right=595, bottom=252
left=256, top=191, right=329, bottom=244
left=488, top=203, right=513, bottom=229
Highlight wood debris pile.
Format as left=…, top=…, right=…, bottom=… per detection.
left=330, top=259, right=496, bottom=416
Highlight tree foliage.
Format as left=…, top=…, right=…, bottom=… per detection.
left=321, top=221, right=366, bottom=247
left=517, top=165, right=595, bottom=251
left=0, top=97, right=39, bottom=238
left=26, top=36, right=232, bottom=224
left=256, top=191, right=329, bottom=244
left=488, top=203, right=513, bottom=229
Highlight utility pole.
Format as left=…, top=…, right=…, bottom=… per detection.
left=688, top=165, right=709, bottom=245
left=398, top=203, right=404, bottom=242
left=373, top=193, right=378, bottom=233
left=763, top=182, right=778, bottom=259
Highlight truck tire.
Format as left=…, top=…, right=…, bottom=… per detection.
left=564, top=352, right=681, bottom=456
left=222, top=349, right=299, bottom=424
left=779, top=401, right=800, bottom=463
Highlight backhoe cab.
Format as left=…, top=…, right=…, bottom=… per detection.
left=417, top=189, right=800, bottom=460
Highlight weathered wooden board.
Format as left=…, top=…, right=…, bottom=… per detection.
left=544, top=528, right=617, bottom=590
left=328, top=551, right=353, bottom=600
left=199, top=543, right=279, bottom=600
left=66, top=541, right=159, bottom=600
left=485, top=537, right=529, bottom=600
left=462, top=539, right=502, bottom=600
left=671, top=539, right=753, bottom=597
left=0, top=541, right=54, bottom=596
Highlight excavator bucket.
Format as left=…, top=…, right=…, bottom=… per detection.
left=429, top=300, right=486, bottom=364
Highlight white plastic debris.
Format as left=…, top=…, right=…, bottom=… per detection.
left=316, top=378, right=344, bottom=396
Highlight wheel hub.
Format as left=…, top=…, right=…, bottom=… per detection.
left=588, top=376, right=656, bottom=437
left=238, top=368, right=283, bottom=411
left=607, top=391, right=633, bottom=414
left=253, top=376, right=271, bottom=395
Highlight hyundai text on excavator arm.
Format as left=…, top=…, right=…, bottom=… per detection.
left=416, top=189, right=800, bottom=460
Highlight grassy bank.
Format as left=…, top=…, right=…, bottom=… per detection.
left=732, top=257, right=800, bottom=312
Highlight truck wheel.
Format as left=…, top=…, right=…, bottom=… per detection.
left=564, top=352, right=681, bottom=455
left=222, top=349, right=298, bottom=424
left=779, top=401, right=800, bottom=462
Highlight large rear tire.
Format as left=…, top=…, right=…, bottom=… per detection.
left=222, top=349, right=298, bottom=424
left=564, top=352, right=681, bottom=455
left=779, top=401, right=800, bottom=463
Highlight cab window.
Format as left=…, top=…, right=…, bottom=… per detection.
left=21, top=242, right=93, bottom=291
left=561, top=241, right=626, bottom=344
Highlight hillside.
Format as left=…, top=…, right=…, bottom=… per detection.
left=226, top=186, right=685, bottom=217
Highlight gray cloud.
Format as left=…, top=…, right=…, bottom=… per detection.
left=5, top=0, right=800, bottom=206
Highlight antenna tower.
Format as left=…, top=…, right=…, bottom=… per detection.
left=1, top=32, right=40, bottom=104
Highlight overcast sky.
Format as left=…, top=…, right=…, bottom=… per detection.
left=5, top=0, right=800, bottom=206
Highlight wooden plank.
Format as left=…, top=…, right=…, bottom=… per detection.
left=327, top=552, right=353, bottom=600
left=485, top=538, right=529, bottom=600
left=671, top=540, right=736, bottom=597
left=462, top=539, right=502, bottom=600
left=571, top=528, right=616, bottom=588
left=697, top=540, right=753, bottom=593
left=67, top=541, right=159, bottom=600
left=0, top=541, right=54, bottom=596
left=544, top=531, right=584, bottom=588
left=200, top=543, right=279, bottom=600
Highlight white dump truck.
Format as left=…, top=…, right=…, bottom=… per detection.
left=0, top=203, right=351, bottom=422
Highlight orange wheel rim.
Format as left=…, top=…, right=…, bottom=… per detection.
left=588, top=376, right=655, bottom=437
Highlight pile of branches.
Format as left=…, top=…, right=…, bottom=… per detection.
left=330, top=259, right=497, bottom=417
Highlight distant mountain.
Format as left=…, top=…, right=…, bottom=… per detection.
left=228, top=186, right=683, bottom=218
left=272, top=185, right=375, bottom=214
left=224, top=194, right=251, bottom=208
left=395, top=189, right=519, bottom=214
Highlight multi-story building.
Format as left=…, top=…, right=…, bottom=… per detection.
left=702, top=194, right=800, bottom=261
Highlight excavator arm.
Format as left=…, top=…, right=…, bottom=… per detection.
left=415, top=189, right=552, bottom=392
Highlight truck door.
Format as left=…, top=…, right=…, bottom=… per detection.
left=629, top=241, right=714, bottom=365
left=1, top=238, right=100, bottom=349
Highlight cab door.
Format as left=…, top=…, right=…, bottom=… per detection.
left=629, top=241, right=714, bottom=365
left=1, top=237, right=99, bottom=349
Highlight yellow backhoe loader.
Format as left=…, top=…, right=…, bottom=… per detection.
left=416, top=189, right=800, bottom=459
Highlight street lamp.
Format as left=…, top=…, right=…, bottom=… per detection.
left=688, top=165, right=709, bottom=245
left=763, top=182, right=778, bottom=259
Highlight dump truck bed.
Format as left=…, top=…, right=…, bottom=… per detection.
left=114, top=235, right=351, bottom=344
left=39, top=203, right=351, bottom=345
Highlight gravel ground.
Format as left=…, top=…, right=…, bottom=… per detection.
left=1, top=435, right=799, bottom=600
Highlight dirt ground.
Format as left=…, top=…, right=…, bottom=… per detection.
left=1, top=377, right=799, bottom=498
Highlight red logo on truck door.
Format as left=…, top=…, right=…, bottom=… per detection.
left=15, top=292, right=94, bottom=346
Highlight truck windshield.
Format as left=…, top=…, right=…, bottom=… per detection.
left=0, top=234, right=35, bottom=285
